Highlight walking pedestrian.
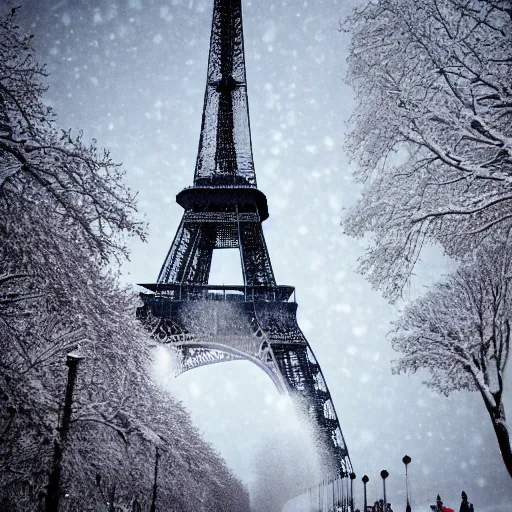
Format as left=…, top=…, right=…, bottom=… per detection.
left=459, top=491, right=474, bottom=512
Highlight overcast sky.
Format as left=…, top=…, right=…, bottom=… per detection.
left=11, top=0, right=512, bottom=510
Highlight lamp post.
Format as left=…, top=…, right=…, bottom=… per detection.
left=149, top=446, right=161, bottom=512
left=344, top=473, right=349, bottom=512
left=380, top=470, right=389, bottom=512
left=45, top=352, right=85, bottom=512
left=350, top=473, right=356, bottom=512
left=362, top=475, right=369, bottom=512
left=402, top=455, right=411, bottom=512
left=339, top=472, right=345, bottom=512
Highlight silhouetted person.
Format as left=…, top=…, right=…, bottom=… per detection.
left=436, top=494, right=455, bottom=512
left=460, top=491, right=474, bottom=512
left=372, top=500, right=384, bottom=512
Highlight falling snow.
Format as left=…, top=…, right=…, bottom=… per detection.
left=11, top=1, right=512, bottom=511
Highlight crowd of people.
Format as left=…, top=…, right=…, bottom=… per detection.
left=366, top=500, right=393, bottom=512
left=354, top=491, right=474, bottom=512
left=431, top=492, right=474, bottom=512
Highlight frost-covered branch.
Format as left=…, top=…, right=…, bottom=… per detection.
left=343, top=0, right=512, bottom=300
left=391, top=241, right=512, bottom=475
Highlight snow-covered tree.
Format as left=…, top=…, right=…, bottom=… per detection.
left=0, top=8, right=250, bottom=511
left=341, top=0, right=512, bottom=481
left=0, top=7, right=145, bottom=506
left=342, top=0, right=512, bottom=301
left=392, top=240, right=511, bottom=476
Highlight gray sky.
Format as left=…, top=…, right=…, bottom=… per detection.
left=12, top=0, right=512, bottom=510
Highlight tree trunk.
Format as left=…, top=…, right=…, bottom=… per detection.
left=482, top=392, right=512, bottom=478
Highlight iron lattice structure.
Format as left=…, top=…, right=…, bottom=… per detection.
left=137, top=0, right=353, bottom=482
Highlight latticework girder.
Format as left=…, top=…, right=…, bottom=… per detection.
left=195, top=0, right=255, bottom=187
left=137, top=287, right=353, bottom=476
left=137, top=0, right=354, bottom=492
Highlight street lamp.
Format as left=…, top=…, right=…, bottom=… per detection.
left=380, top=470, right=389, bottom=512
left=350, top=473, right=356, bottom=512
left=61, top=353, right=86, bottom=440
left=45, top=352, right=85, bottom=512
left=362, top=475, right=369, bottom=512
left=149, top=446, right=161, bottom=512
left=402, top=455, right=411, bottom=512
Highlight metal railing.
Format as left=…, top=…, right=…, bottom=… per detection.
left=138, top=283, right=296, bottom=303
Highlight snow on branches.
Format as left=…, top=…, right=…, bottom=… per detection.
left=0, top=8, right=146, bottom=265
left=392, top=242, right=510, bottom=399
left=342, top=0, right=512, bottom=478
left=391, top=240, right=512, bottom=475
left=342, top=0, right=512, bottom=300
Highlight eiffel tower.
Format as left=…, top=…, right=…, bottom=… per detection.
left=137, top=0, right=353, bottom=488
